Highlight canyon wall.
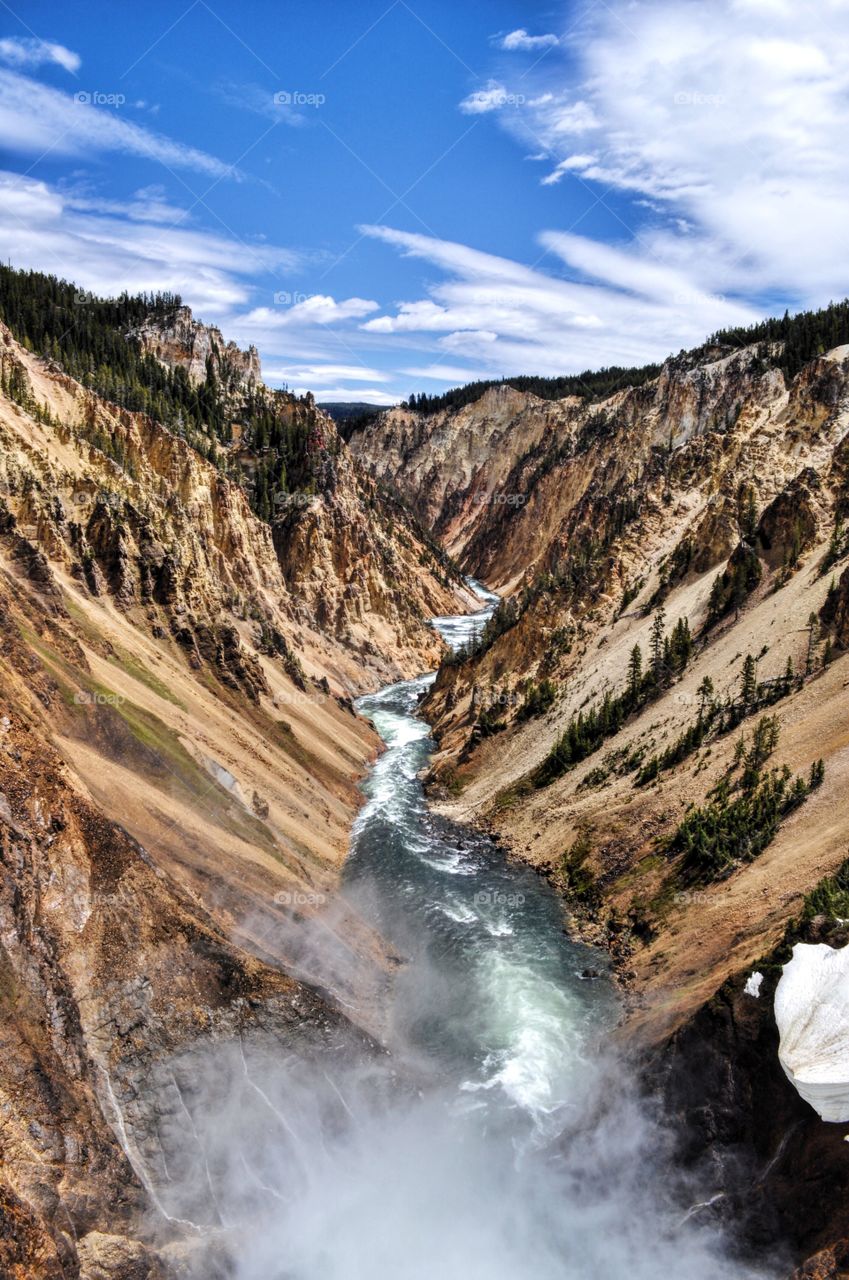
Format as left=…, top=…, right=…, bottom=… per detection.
left=355, top=341, right=849, bottom=1275
left=0, top=314, right=469, bottom=1276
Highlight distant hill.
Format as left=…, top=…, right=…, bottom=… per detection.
left=319, top=401, right=390, bottom=421
left=319, top=401, right=387, bottom=440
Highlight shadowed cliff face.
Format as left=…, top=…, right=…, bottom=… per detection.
left=652, top=915, right=849, bottom=1274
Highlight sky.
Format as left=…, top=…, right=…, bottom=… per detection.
left=1, top=0, right=849, bottom=404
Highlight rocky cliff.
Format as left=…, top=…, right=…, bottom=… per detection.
left=129, top=304, right=262, bottom=393
left=0, top=306, right=471, bottom=1276
left=392, top=343, right=849, bottom=1035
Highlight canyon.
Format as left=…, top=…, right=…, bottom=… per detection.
left=1, top=278, right=848, bottom=1277
left=351, top=326, right=849, bottom=1272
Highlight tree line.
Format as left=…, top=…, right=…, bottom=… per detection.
left=532, top=609, right=692, bottom=788
left=669, top=711, right=825, bottom=884
left=0, top=265, right=321, bottom=523
left=403, top=365, right=662, bottom=417
left=403, top=297, right=849, bottom=419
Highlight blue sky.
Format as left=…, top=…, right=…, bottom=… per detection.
left=1, top=0, right=849, bottom=403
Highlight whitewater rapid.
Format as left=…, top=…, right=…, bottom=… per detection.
left=344, top=579, right=617, bottom=1136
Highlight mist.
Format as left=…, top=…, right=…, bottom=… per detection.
left=141, top=980, right=779, bottom=1280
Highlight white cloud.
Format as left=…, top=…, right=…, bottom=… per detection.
left=400, top=364, right=490, bottom=383
left=240, top=296, right=379, bottom=329
left=303, top=385, right=398, bottom=405
left=0, top=169, right=403, bottom=400
left=63, top=183, right=192, bottom=224
left=215, top=80, right=311, bottom=128
left=482, top=0, right=849, bottom=306
left=500, top=29, right=559, bottom=52
left=0, top=69, right=239, bottom=179
left=0, top=37, right=80, bottom=74
left=0, top=170, right=298, bottom=314
left=263, top=363, right=390, bottom=385
left=440, top=330, right=499, bottom=349
left=360, top=224, right=759, bottom=378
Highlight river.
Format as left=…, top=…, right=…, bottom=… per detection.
left=224, top=582, right=777, bottom=1279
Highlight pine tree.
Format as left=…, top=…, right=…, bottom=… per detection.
left=740, top=487, right=758, bottom=539
left=740, top=653, right=757, bottom=704
left=805, top=612, right=819, bottom=677
left=707, top=575, right=725, bottom=621
left=697, top=675, right=715, bottom=718
left=649, top=607, right=666, bottom=680
left=628, top=644, right=643, bottom=704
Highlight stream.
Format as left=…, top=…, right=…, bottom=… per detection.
left=216, top=583, right=778, bottom=1278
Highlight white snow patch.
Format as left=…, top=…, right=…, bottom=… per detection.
left=744, top=971, right=764, bottom=998
left=775, top=943, right=849, bottom=1122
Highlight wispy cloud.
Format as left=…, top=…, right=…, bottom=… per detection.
left=0, top=36, right=80, bottom=74
left=400, top=363, right=491, bottom=383
left=0, top=167, right=402, bottom=398
left=62, top=183, right=193, bottom=224
left=469, top=0, right=849, bottom=307
left=262, top=362, right=396, bottom=402
left=0, top=69, right=240, bottom=179
left=459, top=80, right=525, bottom=115
left=239, top=296, right=379, bottom=329
left=499, top=29, right=559, bottom=52
left=260, top=369, right=396, bottom=403
left=360, top=223, right=759, bottom=376
left=215, top=80, right=313, bottom=128
left=0, top=170, right=298, bottom=313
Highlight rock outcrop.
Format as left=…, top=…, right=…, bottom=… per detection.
left=129, top=304, right=261, bottom=392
